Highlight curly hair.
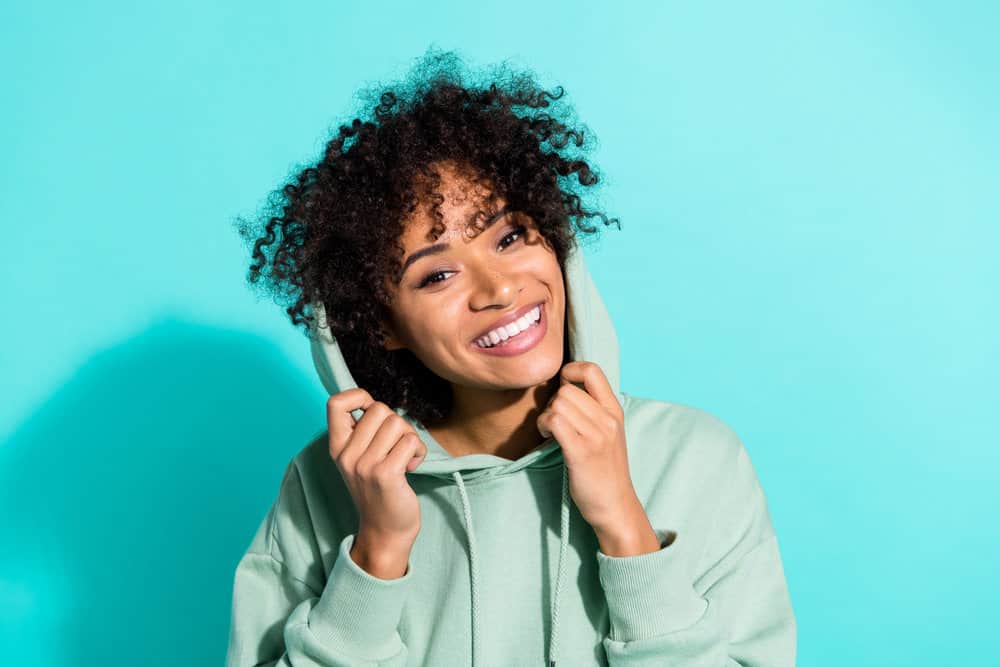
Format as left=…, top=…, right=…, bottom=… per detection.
left=235, top=47, right=620, bottom=427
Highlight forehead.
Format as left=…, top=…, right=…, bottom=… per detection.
left=400, top=162, right=506, bottom=246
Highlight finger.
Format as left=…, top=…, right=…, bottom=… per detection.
left=327, top=388, right=375, bottom=457
left=560, top=362, right=621, bottom=417
left=538, top=397, right=587, bottom=440
left=383, top=432, right=428, bottom=476
left=539, top=410, right=585, bottom=453
left=341, top=402, right=394, bottom=466
left=550, top=384, right=602, bottom=436
left=357, top=415, right=412, bottom=472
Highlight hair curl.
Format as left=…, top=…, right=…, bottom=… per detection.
left=235, top=47, right=620, bottom=427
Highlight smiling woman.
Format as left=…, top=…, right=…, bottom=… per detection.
left=235, top=48, right=614, bottom=430
left=227, top=46, right=796, bottom=667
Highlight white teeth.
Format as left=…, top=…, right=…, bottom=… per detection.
left=475, top=305, right=543, bottom=348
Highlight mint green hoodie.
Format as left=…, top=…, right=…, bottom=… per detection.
left=225, top=243, right=797, bottom=666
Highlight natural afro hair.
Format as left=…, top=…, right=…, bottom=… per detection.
left=234, top=47, right=620, bottom=427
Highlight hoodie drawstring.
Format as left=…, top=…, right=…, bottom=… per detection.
left=451, top=464, right=570, bottom=667
left=549, top=462, right=570, bottom=667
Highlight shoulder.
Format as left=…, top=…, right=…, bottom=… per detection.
left=621, top=392, right=748, bottom=466
left=620, top=392, right=775, bottom=541
left=249, top=430, right=355, bottom=590
left=291, top=428, right=344, bottom=491
left=284, top=429, right=355, bottom=533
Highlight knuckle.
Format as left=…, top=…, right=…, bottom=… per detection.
left=371, top=463, right=395, bottom=485
left=326, top=395, right=341, bottom=418
left=355, top=460, right=372, bottom=481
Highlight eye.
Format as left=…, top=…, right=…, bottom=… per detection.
left=417, top=224, right=528, bottom=289
left=499, top=225, right=527, bottom=251
left=418, top=270, right=453, bottom=288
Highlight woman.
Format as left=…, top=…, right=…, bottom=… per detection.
left=226, top=50, right=796, bottom=666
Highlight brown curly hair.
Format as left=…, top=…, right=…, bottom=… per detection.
left=234, top=47, right=620, bottom=427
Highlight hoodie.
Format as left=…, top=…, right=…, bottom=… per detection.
left=225, top=243, right=797, bottom=666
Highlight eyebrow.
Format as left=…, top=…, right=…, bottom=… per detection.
left=400, top=205, right=513, bottom=277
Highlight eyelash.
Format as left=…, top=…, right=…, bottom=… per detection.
left=418, top=225, right=527, bottom=288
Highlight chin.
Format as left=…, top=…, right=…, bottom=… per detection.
left=439, top=340, right=562, bottom=391
left=486, top=342, right=565, bottom=389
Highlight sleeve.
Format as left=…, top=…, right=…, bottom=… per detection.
left=594, top=433, right=797, bottom=666
left=225, top=456, right=415, bottom=666
left=225, top=533, right=414, bottom=666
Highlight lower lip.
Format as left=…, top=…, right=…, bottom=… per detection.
left=471, top=303, right=547, bottom=357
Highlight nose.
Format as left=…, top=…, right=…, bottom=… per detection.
left=468, top=262, right=521, bottom=311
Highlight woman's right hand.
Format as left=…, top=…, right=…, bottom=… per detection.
left=327, top=388, right=427, bottom=555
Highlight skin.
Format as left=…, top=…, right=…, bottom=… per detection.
left=380, top=160, right=566, bottom=462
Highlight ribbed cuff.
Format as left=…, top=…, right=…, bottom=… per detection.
left=309, top=533, right=413, bottom=655
left=595, top=528, right=707, bottom=642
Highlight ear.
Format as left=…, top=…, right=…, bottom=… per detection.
left=381, top=320, right=406, bottom=351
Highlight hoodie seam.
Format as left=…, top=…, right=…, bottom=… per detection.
left=266, top=459, right=326, bottom=595
left=244, top=549, right=322, bottom=598
left=698, top=531, right=778, bottom=600
left=266, top=460, right=298, bottom=566
left=693, top=439, right=773, bottom=594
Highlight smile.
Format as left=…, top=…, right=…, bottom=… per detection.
left=471, top=303, right=547, bottom=356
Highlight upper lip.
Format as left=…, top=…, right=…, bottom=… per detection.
left=471, top=301, right=543, bottom=343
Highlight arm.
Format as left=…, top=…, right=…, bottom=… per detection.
left=225, top=458, right=414, bottom=666
left=225, top=533, right=413, bottom=667
left=596, top=435, right=797, bottom=666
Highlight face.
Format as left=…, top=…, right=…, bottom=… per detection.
left=381, top=162, right=566, bottom=392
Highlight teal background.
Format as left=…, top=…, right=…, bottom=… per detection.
left=2, top=2, right=997, bottom=665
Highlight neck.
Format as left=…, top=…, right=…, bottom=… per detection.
left=429, top=375, right=561, bottom=461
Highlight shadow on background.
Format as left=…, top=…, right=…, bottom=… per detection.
left=0, top=318, right=324, bottom=666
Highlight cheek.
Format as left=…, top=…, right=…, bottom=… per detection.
left=404, top=303, right=462, bottom=353
left=524, top=242, right=560, bottom=275
left=540, top=255, right=565, bottom=295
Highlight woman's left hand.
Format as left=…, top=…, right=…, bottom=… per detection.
left=536, top=361, right=640, bottom=534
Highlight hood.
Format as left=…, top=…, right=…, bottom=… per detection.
left=308, top=241, right=620, bottom=666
